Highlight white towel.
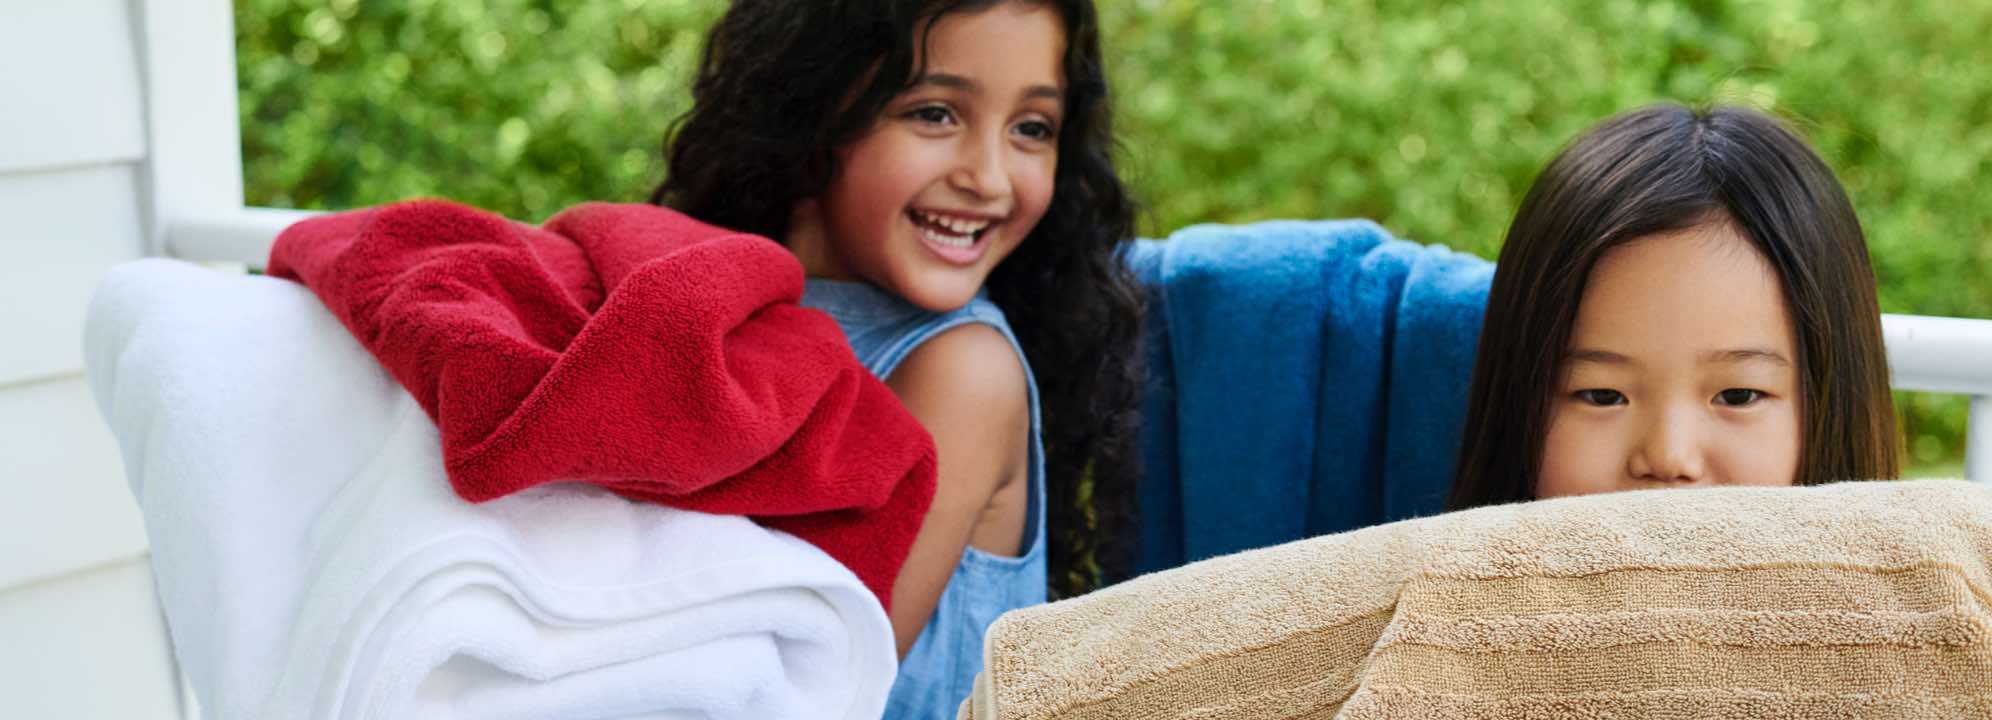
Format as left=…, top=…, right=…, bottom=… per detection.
left=84, top=258, right=895, bottom=719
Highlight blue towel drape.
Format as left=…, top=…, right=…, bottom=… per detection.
left=1127, top=220, right=1495, bottom=573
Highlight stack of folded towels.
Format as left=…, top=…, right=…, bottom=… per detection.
left=963, top=479, right=1992, bottom=719
left=85, top=201, right=922, bottom=719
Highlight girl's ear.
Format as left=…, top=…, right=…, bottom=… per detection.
left=783, top=195, right=827, bottom=252
left=789, top=196, right=822, bottom=230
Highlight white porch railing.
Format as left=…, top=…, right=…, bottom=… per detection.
left=164, top=206, right=319, bottom=262
left=1882, top=315, right=1992, bottom=482
left=162, top=208, right=1992, bottom=483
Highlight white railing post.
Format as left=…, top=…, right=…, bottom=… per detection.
left=134, top=0, right=245, bottom=257
left=1882, top=313, right=1992, bottom=484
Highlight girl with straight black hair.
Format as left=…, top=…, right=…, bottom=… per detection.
left=1451, top=104, right=1899, bottom=511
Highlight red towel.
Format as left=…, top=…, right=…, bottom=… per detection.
left=268, top=199, right=936, bottom=609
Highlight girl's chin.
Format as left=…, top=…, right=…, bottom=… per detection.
left=893, top=275, right=984, bottom=314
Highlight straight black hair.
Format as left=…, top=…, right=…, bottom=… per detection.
left=1449, top=104, right=1899, bottom=510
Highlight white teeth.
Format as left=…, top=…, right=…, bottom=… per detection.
left=922, top=226, right=975, bottom=248
left=915, top=210, right=991, bottom=236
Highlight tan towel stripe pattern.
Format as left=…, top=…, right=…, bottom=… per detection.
left=963, top=481, right=1992, bottom=719
left=1340, top=688, right=1992, bottom=720
left=1399, top=564, right=1981, bottom=616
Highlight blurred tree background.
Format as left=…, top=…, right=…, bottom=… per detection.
left=237, top=0, right=1990, bottom=477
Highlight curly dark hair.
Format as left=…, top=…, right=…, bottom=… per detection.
left=652, top=0, right=1144, bottom=597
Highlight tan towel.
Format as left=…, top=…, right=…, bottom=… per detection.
left=963, top=480, right=1992, bottom=719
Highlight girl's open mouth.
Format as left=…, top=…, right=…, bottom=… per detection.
left=909, top=209, right=993, bottom=264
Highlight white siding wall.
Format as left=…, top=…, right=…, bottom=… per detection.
left=0, top=0, right=185, bottom=717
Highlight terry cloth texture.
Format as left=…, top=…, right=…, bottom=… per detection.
left=267, top=200, right=936, bottom=608
left=84, top=259, right=896, bottom=719
left=1124, top=220, right=1494, bottom=574
left=962, top=480, right=1992, bottom=719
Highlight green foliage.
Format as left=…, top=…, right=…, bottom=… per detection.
left=237, top=0, right=1990, bottom=475
left=237, top=0, right=723, bottom=220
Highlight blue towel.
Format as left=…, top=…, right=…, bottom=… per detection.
left=1127, top=220, right=1494, bottom=573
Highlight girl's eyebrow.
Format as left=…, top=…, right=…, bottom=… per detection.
left=1568, top=348, right=1791, bottom=367
left=1702, top=348, right=1792, bottom=366
left=913, top=73, right=1064, bottom=104
left=1567, top=348, right=1632, bottom=365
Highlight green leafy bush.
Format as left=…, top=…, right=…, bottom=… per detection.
left=237, top=0, right=1990, bottom=475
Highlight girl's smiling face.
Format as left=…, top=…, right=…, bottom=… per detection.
left=785, top=1, right=1066, bottom=313
left=1537, top=218, right=1804, bottom=499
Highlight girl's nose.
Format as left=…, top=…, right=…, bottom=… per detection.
left=948, top=133, right=1011, bottom=201
left=1627, top=408, right=1707, bottom=484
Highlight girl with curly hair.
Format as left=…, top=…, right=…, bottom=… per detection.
left=652, top=1, right=1143, bottom=715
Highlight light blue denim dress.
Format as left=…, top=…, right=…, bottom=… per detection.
left=799, top=278, right=1048, bottom=720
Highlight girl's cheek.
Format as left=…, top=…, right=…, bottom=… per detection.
left=1017, top=163, right=1058, bottom=226
left=1722, top=405, right=1804, bottom=485
left=1028, top=158, right=1057, bottom=199
left=1538, top=412, right=1618, bottom=498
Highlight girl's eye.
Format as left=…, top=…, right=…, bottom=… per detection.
left=1574, top=389, right=1626, bottom=406
left=1015, top=120, right=1057, bottom=141
left=1714, top=388, right=1765, bottom=407
left=906, top=105, right=955, bottom=125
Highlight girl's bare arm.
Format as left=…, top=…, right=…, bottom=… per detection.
left=882, top=323, right=1032, bottom=658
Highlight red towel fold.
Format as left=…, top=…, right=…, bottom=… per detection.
left=268, top=200, right=936, bottom=609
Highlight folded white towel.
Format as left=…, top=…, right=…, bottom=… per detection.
left=84, top=258, right=895, bottom=719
